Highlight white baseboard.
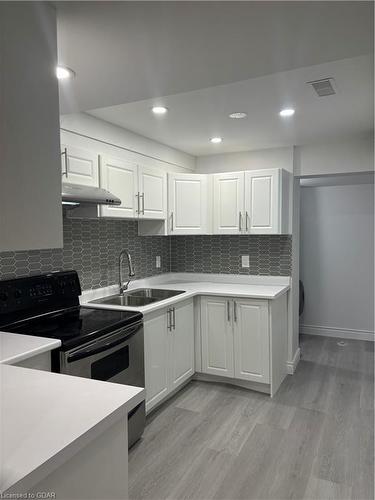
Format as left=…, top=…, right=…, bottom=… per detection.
left=300, top=324, right=375, bottom=342
left=286, top=347, right=300, bottom=374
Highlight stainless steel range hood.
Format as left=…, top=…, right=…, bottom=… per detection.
left=62, top=183, right=121, bottom=206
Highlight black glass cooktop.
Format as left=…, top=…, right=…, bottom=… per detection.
left=3, top=306, right=143, bottom=350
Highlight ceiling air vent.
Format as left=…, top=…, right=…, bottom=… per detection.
left=307, top=78, right=337, bottom=97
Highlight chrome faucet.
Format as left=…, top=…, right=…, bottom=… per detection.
left=119, top=249, right=135, bottom=294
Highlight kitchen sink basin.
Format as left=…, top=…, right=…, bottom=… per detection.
left=125, top=288, right=185, bottom=300
left=89, top=288, right=185, bottom=307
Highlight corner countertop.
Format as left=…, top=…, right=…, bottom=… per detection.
left=81, top=272, right=291, bottom=315
left=0, top=331, right=61, bottom=365
left=0, top=364, right=145, bottom=495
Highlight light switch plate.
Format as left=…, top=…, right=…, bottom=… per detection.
left=241, top=255, right=250, bottom=268
left=156, top=255, right=161, bottom=268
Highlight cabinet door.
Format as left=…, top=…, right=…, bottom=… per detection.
left=244, top=169, right=280, bottom=234
left=99, top=156, right=138, bottom=218
left=169, top=300, right=194, bottom=390
left=168, top=173, right=208, bottom=234
left=144, top=308, right=170, bottom=412
left=233, top=299, right=269, bottom=383
left=200, top=296, right=234, bottom=377
left=138, top=164, right=167, bottom=220
left=61, top=144, right=99, bottom=187
left=213, top=172, right=244, bottom=234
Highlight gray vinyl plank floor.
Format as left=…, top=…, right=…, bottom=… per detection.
left=129, top=335, right=374, bottom=500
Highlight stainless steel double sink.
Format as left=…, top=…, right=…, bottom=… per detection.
left=90, top=288, right=185, bottom=307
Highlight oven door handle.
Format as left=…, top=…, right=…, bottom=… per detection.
left=67, top=323, right=141, bottom=363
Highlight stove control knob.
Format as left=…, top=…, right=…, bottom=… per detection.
left=14, top=289, right=22, bottom=299
left=0, top=292, right=8, bottom=302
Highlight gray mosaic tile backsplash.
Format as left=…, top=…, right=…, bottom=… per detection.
left=0, top=218, right=170, bottom=290
left=0, top=221, right=292, bottom=290
left=170, top=235, right=292, bottom=276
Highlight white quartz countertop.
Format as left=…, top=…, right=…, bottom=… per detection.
left=81, top=272, right=290, bottom=314
left=0, top=364, right=145, bottom=494
left=0, top=331, right=61, bottom=365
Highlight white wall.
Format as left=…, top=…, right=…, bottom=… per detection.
left=295, top=133, right=374, bottom=177
left=0, top=3, right=62, bottom=252
left=60, top=113, right=195, bottom=172
left=196, top=146, right=294, bottom=174
left=300, top=183, right=374, bottom=341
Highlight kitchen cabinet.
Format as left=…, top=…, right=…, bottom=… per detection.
left=168, top=173, right=208, bottom=234
left=245, top=169, right=289, bottom=234
left=200, top=296, right=234, bottom=377
left=99, top=156, right=167, bottom=220
left=212, top=169, right=290, bottom=235
left=144, top=299, right=194, bottom=412
left=233, top=299, right=269, bottom=383
left=144, top=307, right=169, bottom=411
left=138, top=163, right=167, bottom=220
left=61, top=144, right=100, bottom=187
left=99, top=155, right=138, bottom=218
left=212, top=172, right=244, bottom=235
left=200, top=296, right=270, bottom=384
left=169, top=300, right=195, bottom=390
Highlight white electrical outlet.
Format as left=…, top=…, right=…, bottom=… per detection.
left=241, top=255, right=250, bottom=268
left=156, top=255, right=161, bottom=268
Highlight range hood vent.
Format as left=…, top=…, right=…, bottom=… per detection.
left=307, top=77, right=337, bottom=97
left=62, top=183, right=121, bottom=206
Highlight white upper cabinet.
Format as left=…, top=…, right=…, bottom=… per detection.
left=213, top=172, right=245, bottom=234
left=138, top=164, right=167, bottom=220
left=61, top=145, right=99, bottom=187
left=212, top=168, right=290, bottom=235
left=99, top=156, right=138, bottom=218
left=168, top=173, right=208, bottom=235
left=245, top=169, right=280, bottom=234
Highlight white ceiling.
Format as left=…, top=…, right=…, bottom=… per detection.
left=88, top=55, right=374, bottom=155
left=56, top=1, right=374, bottom=114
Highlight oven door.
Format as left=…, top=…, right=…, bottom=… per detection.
left=60, top=321, right=144, bottom=387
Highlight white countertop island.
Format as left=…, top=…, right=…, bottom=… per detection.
left=0, top=364, right=144, bottom=496
left=0, top=331, right=61, bottom=365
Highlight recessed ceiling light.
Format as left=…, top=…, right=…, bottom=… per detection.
left=210, top=137, right=223, bottom=144
left=229, top=112, right=247, bottom=119
left=151, top=106, right=168, bottom=115
left=279, top=108, right=295, bottom=117
left=56, top=66, right=75, bottom=80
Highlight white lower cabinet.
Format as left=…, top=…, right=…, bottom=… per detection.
left=144, top=299, right=194, bottom=412
left=233, top=299, right=269, bottom=383
left=200, top=296, right=270, bottom=384
left=200, top=296, right=234, bottom=377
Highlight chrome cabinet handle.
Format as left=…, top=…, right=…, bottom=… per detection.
left=61, top=148, right=68, bottom=177
left=227, top=301, right=231, bottom=322
left=239, top=212, right=242, bottom=232
left=170, top=212, right=174, bottom=232
left=172, top=307, right=176, bottom=330
left=167, top=309, right=172, bottom=331
left=139, top=192, right=145, bottom=215
left=136, top=192, right=140, bottom=214
left=234, top=301, right=237, bottom=323
left=245, top=211, right=249, bottom=232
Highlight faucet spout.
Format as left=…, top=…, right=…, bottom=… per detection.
left=119, top=250, right=135, bottom=294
